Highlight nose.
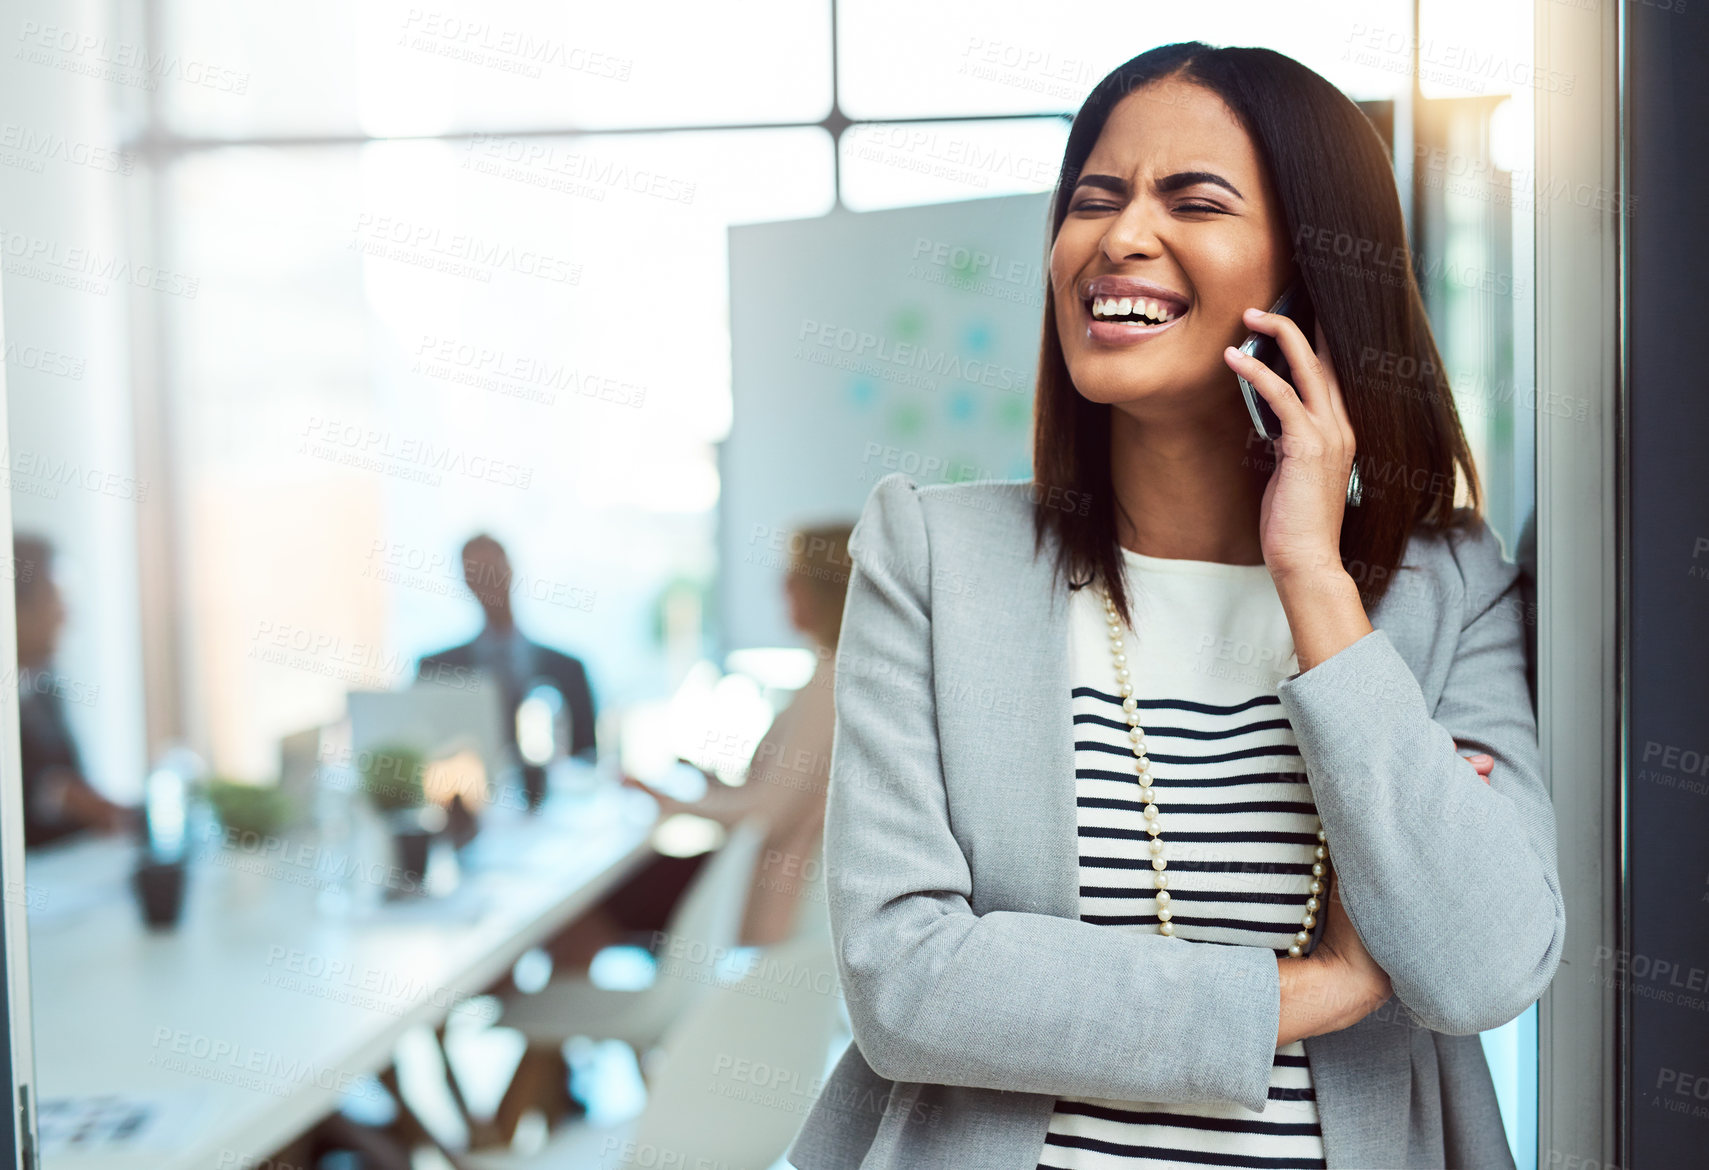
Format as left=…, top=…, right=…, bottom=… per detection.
left=1101, top=199, right=1165, bottom=264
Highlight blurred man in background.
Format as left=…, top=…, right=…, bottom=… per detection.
left=418, top=533, right=598, bottom=761
left=13, top=535, right=132, bottom=847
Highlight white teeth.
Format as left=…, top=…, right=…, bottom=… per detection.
left=1090, top=294, right=1180, bottom=322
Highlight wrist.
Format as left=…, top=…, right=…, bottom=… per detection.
left=1271, top=561, right=1356, bottom=603
left=1313, top=947, right=1392, bottom=1030
left=1273, top=568, right=1374, bottom=674
left=1275, top=954, right=1323, bottom=1046
left=1276, top=950, right=1373, bottom=1044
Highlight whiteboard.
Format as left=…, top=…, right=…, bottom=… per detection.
left=721, top=192, right=1051, bottom=652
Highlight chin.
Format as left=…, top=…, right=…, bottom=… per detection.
left=1065, top=356, right=1191, bottom=406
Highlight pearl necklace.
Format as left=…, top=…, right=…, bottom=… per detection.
left=1099, top=585, right=1328, bottom=958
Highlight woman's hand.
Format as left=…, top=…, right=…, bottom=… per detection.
left=1276, top=861, right=1392, bottom=1046
left=1312, top=863, right=1392, bottom=1011
left=621, top=773, right=679, bottom=813
left=1223, top=312, right=1356, bottom=585
left=1457, top=742, right=1494, bottom=783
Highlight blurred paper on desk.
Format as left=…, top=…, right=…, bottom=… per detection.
left=37, top=1092, right=209, bottom=1156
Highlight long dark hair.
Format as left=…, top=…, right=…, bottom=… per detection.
left=1032, top=42, right=1482, bottom=625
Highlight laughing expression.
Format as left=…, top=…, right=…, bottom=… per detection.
left=1049, top=75, right=1295, bottom=425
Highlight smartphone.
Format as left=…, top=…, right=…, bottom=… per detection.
left=1236, top=280, right=1317, bottom=442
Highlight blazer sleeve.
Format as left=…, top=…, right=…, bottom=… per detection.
left=826, top=474, right=1283, bottom=1112
left=1274, top=519, right=1566, bottom=1036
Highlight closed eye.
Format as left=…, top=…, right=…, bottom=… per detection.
left=1070, top=200, right=1229, bottom=215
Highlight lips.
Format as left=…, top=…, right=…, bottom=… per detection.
left=1076, top=275, right=1190, bottom=344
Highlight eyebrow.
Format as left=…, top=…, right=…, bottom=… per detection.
left=1074, top=170, right=1246, bottom=201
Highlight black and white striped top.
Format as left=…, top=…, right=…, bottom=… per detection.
left=1036, top=547, right=1328, bottom=1170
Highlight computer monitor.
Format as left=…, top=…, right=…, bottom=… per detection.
left=345, top=675, right=512, bottom=810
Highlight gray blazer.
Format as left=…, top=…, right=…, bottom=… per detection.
left=786, top=473, right=1565, bottom=1170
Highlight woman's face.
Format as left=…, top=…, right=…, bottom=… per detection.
left=1049, top=76, right=1295, bottom=423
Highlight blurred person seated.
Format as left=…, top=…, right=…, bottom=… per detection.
left=478, top=522, right=852, bottom=1145
left=13, top=535, right=133, bottom=847
left=417, top=534, right=597, bottom=761
left=569, top=521, right=852, bottom=960
left=618, top=521, right=853, bottom=949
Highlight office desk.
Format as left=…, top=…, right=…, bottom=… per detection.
left=24, top=778, right=660, bottom=1169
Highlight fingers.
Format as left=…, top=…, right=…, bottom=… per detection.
left=1231, top=308, right=1358, bottom=465
left=1242, top=306, right=1330, bottom=413
left=1455, top=740, right=1495, bottom=782
left=1227, top=306, right=1355, bottom=469
left=1224, top=344, right=1312, bottom=438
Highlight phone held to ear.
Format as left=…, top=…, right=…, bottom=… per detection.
left=1236, top=280, right=1317, bottom=442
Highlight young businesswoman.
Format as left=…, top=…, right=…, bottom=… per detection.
left=788, top=42, right=1563, bottom=1170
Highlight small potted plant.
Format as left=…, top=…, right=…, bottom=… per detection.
left=359, top=745, right=433, bottom=896
left=204, top=778, right=294, bottom=840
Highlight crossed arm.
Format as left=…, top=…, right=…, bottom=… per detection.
left=1270, top=525, right=1565, bottom=1035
